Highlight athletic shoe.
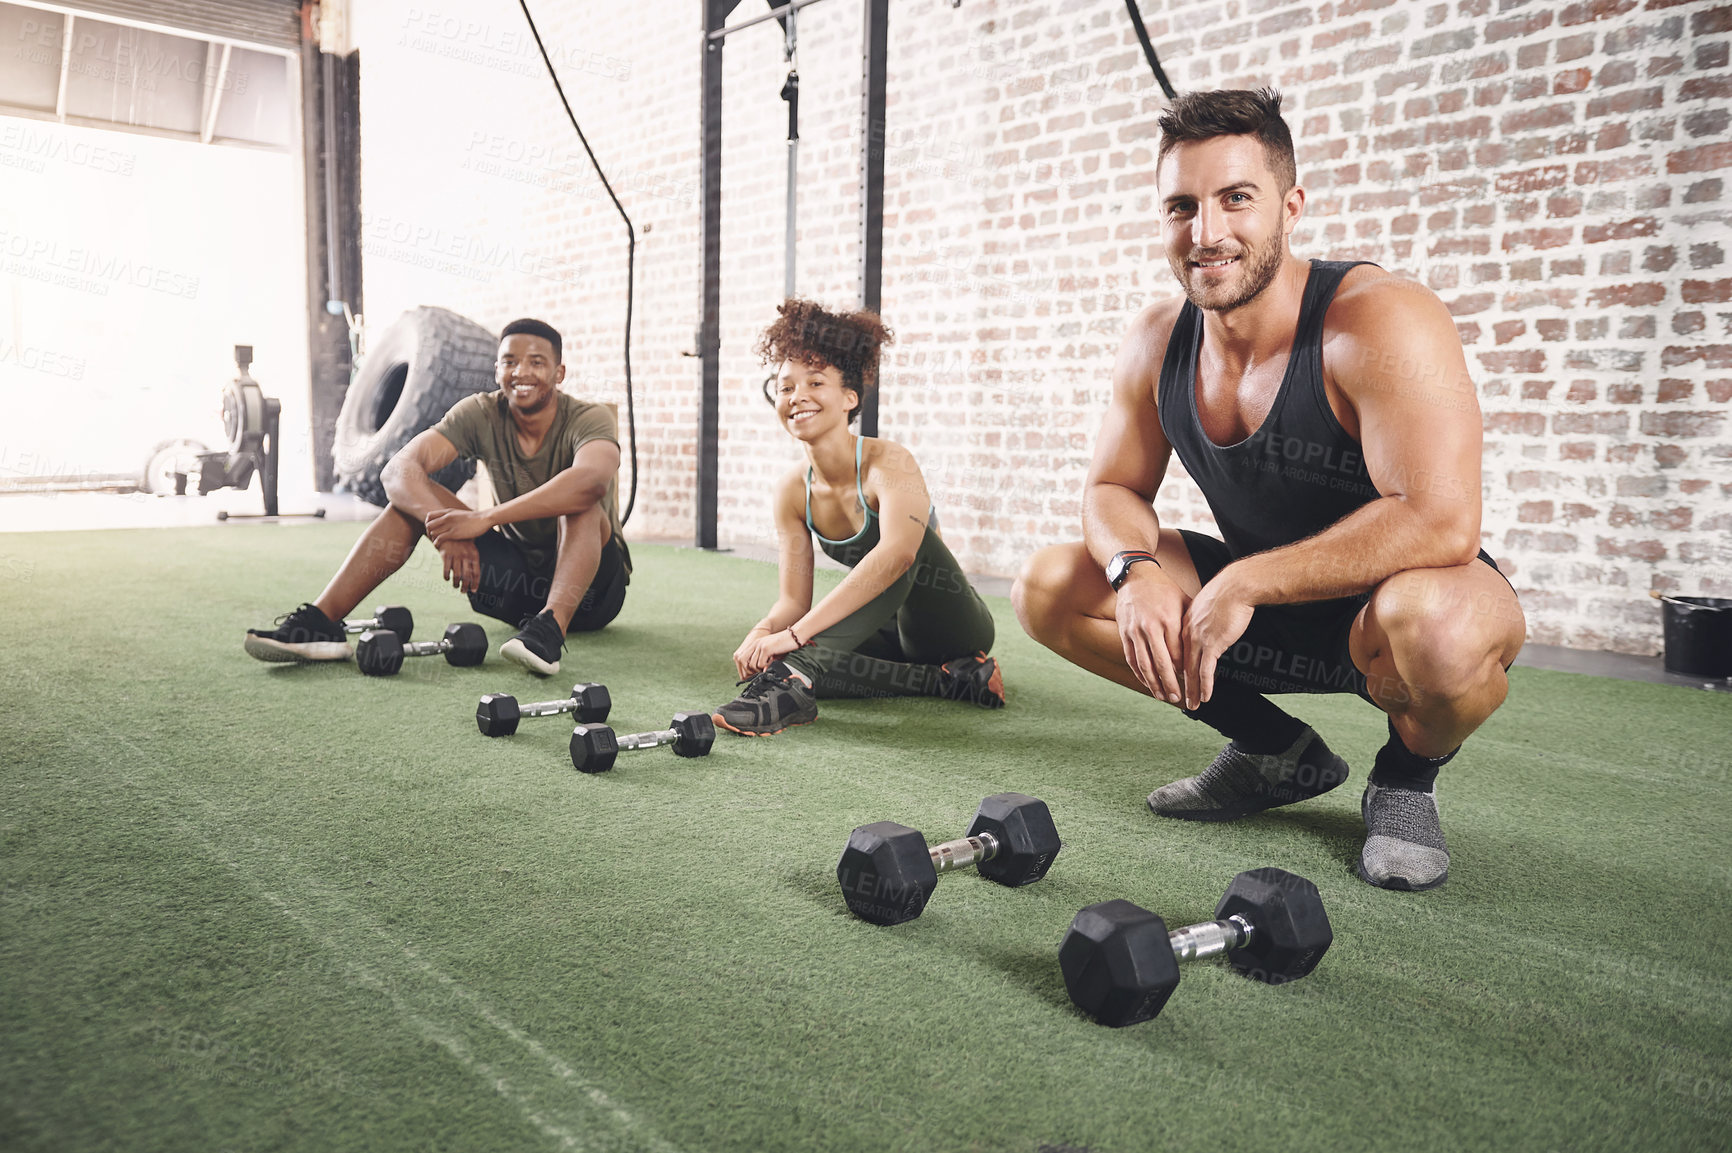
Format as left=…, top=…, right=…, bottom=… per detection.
left=244, top=603, right=352, bottom=663
left=937, top=652, right=1006, bottom=708
left=1357, top=781, right=1450, bottom=891
left=713, top=661, right=818, bottom=736
left=501, top=609, right=564, bottom=676
left=1147, top=727, right=1350, bottom=822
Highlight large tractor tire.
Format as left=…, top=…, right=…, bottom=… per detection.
left=332, top=307, right=497, bottom=507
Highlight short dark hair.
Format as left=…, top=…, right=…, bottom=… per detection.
left=1156, top=88, right=1296, bottom=192
left=755, top=298, right=894, bottom=425
left=499, top=318, right=562, bottom=364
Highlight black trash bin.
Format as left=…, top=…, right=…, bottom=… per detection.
left=1659, top=596, right=1732, bottom=678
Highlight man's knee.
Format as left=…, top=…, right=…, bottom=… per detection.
left=557, top=503, right=608, bottom=546
left=361, top=505, right=423, bottom=569
left=1369, top=571, right=1516, bottom=701
left=380, top=503, right=425, bottom=536
left=1013, top=544, right=1083, bottom=642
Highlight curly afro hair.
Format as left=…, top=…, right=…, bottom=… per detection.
left=755, top=298, right=894, bottom=425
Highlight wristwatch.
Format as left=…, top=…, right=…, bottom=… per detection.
left=1106, top=549, right=1160, bottom=591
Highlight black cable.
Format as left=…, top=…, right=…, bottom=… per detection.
left=1123, top=0, right=1177, bottom=100
left=517, top=0, right=638, bottom=526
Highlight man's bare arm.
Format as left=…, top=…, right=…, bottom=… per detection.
left=1080, top=300, right=1197, bottom=702
left=483, top=439, right=620, bottom=528
left=1082, top=301, right=1181, bottom=569
left=378, top=431, right=486, bottom=592
left=1222, top=277, right=1482, bottom=606
left=381, top=430, right=464, bottom=520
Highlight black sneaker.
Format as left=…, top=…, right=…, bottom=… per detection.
left=244, top=603, right=352, bottom=663
left=1147, top=727, right=1350, bottom=822
left=712, top=661, right=818, bottom=736
left=500, top=609, right=564, bottom=676
left=937, top=652, right=1006, bottom=708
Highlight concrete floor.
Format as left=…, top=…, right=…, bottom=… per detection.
left=0, top=487, right=374, bottom=533
left=3, top=492, right=1726, bottom=694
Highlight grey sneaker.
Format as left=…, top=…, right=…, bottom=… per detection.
left=1147, top=728, right=1350, bottom=822
left=1358, top=781, right=1449, bottom=891
left=713, top=661, right=818, bottom=736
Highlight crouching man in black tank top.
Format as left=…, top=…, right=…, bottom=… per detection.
left=1013, top=89, right=1525, bottom=891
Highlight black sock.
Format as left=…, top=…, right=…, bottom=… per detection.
left=1183, top=683, right=1308, bottom=755
left=1368, top=717, right=1458, bottom=793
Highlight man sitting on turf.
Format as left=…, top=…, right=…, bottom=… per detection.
left=1013, top=89, right=1525, bottom=891
left=245, top=318, right=629, bottom=676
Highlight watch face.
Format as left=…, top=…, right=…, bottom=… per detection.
left=1109, top=552, right=1153, bottom=590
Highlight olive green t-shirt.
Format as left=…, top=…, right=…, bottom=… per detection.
left=432, top=390, right=628, bottom=578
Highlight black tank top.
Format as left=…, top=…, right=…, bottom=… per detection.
left=1158, top=260, right=1382, bottom=559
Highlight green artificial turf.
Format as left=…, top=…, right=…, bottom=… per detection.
left=1, top=521, right=1729, bottom=1153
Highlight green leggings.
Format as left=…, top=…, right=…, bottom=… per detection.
left=781, top=531, right=996, bottom=699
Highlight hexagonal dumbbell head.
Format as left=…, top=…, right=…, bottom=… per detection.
left=345, top=605, right=412, bottom=641
left=570, top=683, right=612, bottom=723
left=1059, top=899, right=1182, bottom=1028
left=965, top=793, right=1061, bottom=887
left=374, top=605, right=413, bottom=642
left=443, top=622, right=488, bottom=667
left=836, top=822, right=939, bottom=926
left=569, top=723, right=619, bottom=774
left=355, top=629, right=405, bottom=677
left=476, top=694, right=522, bottom=737
left=1214, top=867, right=1333, bottom=984
left=669, top=712, right=716, bottom=757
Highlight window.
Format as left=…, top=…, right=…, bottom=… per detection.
left=0, top=1, right=293, bottom=150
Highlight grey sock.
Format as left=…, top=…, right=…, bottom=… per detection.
left=1148, top=727, right=1349, bottom=822
left=1358, top=781, right=1450, bottom=891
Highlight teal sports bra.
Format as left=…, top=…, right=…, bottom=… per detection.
left=804, top=437, right=940, bottom=569
left=805, top=435, right=875, bottom=548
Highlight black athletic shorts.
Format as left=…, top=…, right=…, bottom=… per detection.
left=467, top=529, right=629, bottom=632
left=1179, top=529, right=1505, bottom=704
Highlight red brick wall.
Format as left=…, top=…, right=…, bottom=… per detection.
left=353, top=0, right=1731, bottom=655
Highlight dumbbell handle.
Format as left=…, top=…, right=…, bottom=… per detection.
left=343, top=620, right=377, bottom=634
left=928, top=831, right=1000, bottom=875
left=1168, top=914, right=1254, bottom=964
left=615, top=727, right=678, bottom=751
left=401, top=638, right=453, bottom=657
left=519, top=697, right=583, bottom=719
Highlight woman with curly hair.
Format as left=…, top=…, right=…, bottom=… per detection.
left=712, top=298, right=1005, bottom=736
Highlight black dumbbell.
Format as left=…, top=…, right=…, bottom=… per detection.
left=1059, top=867, right=1333, bottom=1028
left=342, top=604, right=412, bottom=642
left=476, top=683, right=611, bottom=736
left=568, top=712, right=716, bottom=773
left=837, top=793, right=1061, bottom=926
left=356, top=623, right=488, bottom=677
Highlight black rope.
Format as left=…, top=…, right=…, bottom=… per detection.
left=517, top=0, right=638, bottom=526
left=1123, top=0, right=1177, bottom=100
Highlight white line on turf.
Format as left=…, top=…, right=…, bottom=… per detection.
left=252, top=886, right=683, bottom=1153
left=83, top=727, right=685, bottom=1153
